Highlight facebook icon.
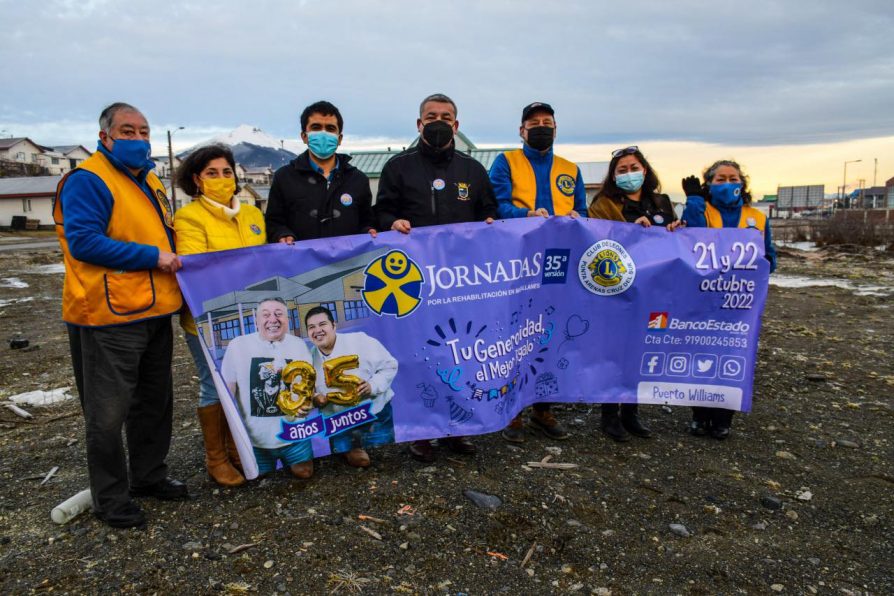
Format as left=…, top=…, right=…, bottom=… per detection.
left=640, top=352, right=665, bottom=376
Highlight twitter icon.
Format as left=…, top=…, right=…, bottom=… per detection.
left=692, top=354, right=717, bottom=379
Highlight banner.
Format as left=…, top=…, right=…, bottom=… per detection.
left=177, top=217, right=768, bottom=475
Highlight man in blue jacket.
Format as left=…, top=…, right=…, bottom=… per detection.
left=489, top=102, right=586, bottom=443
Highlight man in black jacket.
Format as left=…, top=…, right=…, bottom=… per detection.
left=265, top=101, right=376, bottom=243
left=374, top=93, right=497, bottom=463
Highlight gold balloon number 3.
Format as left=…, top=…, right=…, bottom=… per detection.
left=277, top=361, right=316, bottom=418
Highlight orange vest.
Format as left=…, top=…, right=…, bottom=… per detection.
left=503, top=149, right=578, bottom=215
left=705, top=203, right=767, bottom=235
left=54, top=152, right=182, bottom=327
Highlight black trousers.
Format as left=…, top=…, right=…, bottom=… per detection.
left=68, top=317, right=174, bottom=514
left=691, top=406, right=735, bottom=428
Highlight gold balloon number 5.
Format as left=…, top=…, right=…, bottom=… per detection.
left=323, top=354, right=363, bottom=406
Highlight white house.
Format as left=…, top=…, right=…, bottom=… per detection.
left=53, top=145, right=92, bottom=171
left=0, top=176, right=62, bottom=228
left=0, top=138, right=45, bottom=166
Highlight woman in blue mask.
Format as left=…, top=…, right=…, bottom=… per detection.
left=681, top=159, right=776, bottom=440
left=589, top=146, right=681, bottom=442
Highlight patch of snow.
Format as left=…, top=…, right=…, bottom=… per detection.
left=9, top=387, right=73, bottom=407
left=770, top=274, right=892, bottom=296
left=0, top=296, right=34, bottom=307
left=776, top=241, right=819, bottom=252
left=28, top=263, right=65, bottom=274
left=0, top=277, right=29, bottom=288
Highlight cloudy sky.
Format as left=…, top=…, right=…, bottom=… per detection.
left=1, top=0, right=892, bottom=197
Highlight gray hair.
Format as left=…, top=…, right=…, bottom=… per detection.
left=703, top=159, right=743, bottom=184
left=419, top=93, right=457, bottom=118
left=99, top=102, right=141, bottom=133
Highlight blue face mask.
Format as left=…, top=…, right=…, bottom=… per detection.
left=615, top=171, right=644, bottom=193
left=307, top=131, right=339, bottom=159
left=109, top=138, right=152, bottom=170
left=710, top=182, right=744, bottom=208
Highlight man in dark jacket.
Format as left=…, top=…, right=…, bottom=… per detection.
left=265, top=101, right=375, bottom=243
left=374, top=93, right=497, bottom=463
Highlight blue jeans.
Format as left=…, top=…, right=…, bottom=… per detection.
left=185, top=332, right=218, bottom=407
left=253, top=441, right=313, bottom=474
left=330, top=402, right=395, bottom=454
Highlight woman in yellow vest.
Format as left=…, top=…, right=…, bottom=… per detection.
left=682, top=159, right=777, bottom=440
left=174, top=144, right=267, bottom=486
left=589, top=146, right=682, bottom=442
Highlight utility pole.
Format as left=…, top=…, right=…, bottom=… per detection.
left=873, top=158, right=878, bottom=187
left=167, top=126, right=185, bottom=211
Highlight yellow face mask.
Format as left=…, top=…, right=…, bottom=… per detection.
left=200, top=177, right=236, bottom=204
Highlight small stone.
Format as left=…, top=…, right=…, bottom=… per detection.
left=545, top=446, right=563, bottom=456
left=276, top=583, right=287, bottom=593
left=566, top=519, right=582, bottom=527
left=795, top=490, right=812, bottom=502
left=182, top=541, right=203, bottom=551
left=601, top=530, right=614, bottom=537
left=0, top=537, right=10, bottom=545
left=807, top=558, right=820, bottom=566
left=835, top=439, right=859, bottom=449
left=599, top=563, right=608, bottom=571
left=761, top=496, right=783, bottom=510
left=805, top=373, right=826, bottom=382
left=229, top=522, right=239, bottom=530
left=669, top=524, right=690, bottom=537
left=863, top=514, right=879, bottom=526
left=751, top=522, right=767, bottom=531
left=594, top=588, right=611, bottom=596
left=775, top=451, right=796, bottom=460
left=420, top=466, right=438, bottom=474
left=771, top=583, right=784, bottom=592
left=399, top=542, right=409, bottom=550
left=561, top=564, right=573, bottom=573
left=525, top=568, right=535, bottom=577
left=107, top=534, right=117, bottom=543
left=463, top=489, right=502, bottom=510
left=785, top=510, right=799, bottom=521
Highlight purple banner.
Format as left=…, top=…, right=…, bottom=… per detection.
left=177, top=217, right=769, bottom=472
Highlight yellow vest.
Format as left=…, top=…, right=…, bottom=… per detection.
left=173, top=197, right=267, bottom=334
left=503, top=149, right=578, bottom=215
left=54, top=152, right=182, bottom=327
left=705, top=203, right=767, bottom=235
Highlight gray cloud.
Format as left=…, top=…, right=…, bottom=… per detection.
left=1, top=0, right=891, bottom=146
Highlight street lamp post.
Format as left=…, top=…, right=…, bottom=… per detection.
left=841, top=159, right=861, bottom=209
left=167, top=126, right=185, bottom=211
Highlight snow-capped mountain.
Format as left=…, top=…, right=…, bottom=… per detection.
left=182, top=124, right=302, bottom=170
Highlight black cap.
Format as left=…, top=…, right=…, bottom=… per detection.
left=521, top=102, right=554, bottom=123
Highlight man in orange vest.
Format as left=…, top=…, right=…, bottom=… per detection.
left=489, top=102, right=586, bottom=444
left=54, top=102, right=187, bottom=528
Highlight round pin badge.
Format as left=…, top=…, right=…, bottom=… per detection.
left=432, top=178, right=446, bottom=191
left=653, top=214, right=665, bottom=224
left=340, top=193, right=353, bottom=206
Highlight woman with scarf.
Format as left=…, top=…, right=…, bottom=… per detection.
left=174, top=144, right=267, bottom=485
left=681, top=159, right=777, bottom=439
left=589, top=146, right=682, bottom=442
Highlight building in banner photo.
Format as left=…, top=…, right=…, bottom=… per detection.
left=196, top=249, right=389, bottom=359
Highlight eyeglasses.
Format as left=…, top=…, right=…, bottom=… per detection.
left=611, top=146, right=639, bottom=158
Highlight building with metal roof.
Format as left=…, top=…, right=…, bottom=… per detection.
left=0, top=175, right=62, bottom=228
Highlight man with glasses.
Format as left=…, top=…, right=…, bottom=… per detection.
left=489, top=101, right=586, bottom=444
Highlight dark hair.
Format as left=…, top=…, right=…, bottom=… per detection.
left=703, top=159, right=752, bottom=204
left=300, top=101, right=343, bottom=134
left=99, top=102, right=141, bottom=132
left=597, top=148, right=662, bottom=200
left=176, top=143, right=240, bottom=197
left=419, top=93, right=457, bottom=118
left=304, top=305, right=334, bottom=326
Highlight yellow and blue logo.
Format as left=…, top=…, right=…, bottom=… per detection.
left=577, top=240, right=636, bottom=296
left=362, top=250, right=424, bottom=317
left=555, top=174, right=576, bottom=196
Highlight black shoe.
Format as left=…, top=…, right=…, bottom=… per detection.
left=408, top=440, right=436, bottom=463
left=621, top=414, right=652, bottom=438
left=689, top=420, right=709, bottom=437
left=710, top=426, right=730, bottom=440
left=130, top=477, right=190, bottom=501
left=441, top=436, right=477, bottom=455
left=601, top=416, right=630, bottom=442
left=95, top=501, right=146, bottom=529
left=530, top=410, right=571, bottom=440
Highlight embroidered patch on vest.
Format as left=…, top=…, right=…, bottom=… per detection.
left=556, top=174, right=575, bottom=196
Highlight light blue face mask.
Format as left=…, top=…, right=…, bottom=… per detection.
left=615, top=171, right=644, bottom=193
left=307, top=131, right=339, bottom=159
left=710, top=182, right=744, bottom=208
left=108, top=138, right=152, bottom=170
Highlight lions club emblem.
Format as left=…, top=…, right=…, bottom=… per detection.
left=362, top=250, right=424, bottom=317
left=578, top=240, right=635, bottom=296
left=555, top=174, right=575, bottom=197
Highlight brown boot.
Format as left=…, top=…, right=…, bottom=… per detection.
left=221, top=411, right=243, bottom=473
left=197, top=404, right=245, bottom=487
left=344, top=447, right=371, bottom=468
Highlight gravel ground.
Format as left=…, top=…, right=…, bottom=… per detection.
left=0, top=244, right=891, bottom=595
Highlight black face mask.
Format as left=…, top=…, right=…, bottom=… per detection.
left=422, top=120, right=454, bottom=149
left=525, top=126, right=555, bottom=151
